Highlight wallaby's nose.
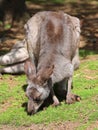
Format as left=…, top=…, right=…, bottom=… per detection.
left=27, top=107, right=36, bottom=115
left=27, top=100, right=36, bottom=115
left=27, top=110, right=36, bottom=115
left=27, top=111, right=32, bottom=116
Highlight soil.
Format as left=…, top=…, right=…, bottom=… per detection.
left=0, top=121, right=98, bottom=130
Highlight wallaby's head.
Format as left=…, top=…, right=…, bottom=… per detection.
left=24, top=59, right=54, bottom=114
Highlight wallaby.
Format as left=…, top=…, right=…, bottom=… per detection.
left=24, top=11, right=81, bottom=114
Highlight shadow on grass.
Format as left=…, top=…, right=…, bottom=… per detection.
left=22, top=84, right=27, bottom=92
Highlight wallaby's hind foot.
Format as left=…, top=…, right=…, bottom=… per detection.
left=66, top=93, right=81, bottom=104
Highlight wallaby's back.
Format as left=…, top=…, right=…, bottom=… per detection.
left=38, top=12, right=66, bottom=67
left=37, top=12, right=74, bottom=83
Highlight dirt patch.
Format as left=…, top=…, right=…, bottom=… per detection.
left=81, top=55, right=98, bottom=62
left=0, top=97, right=13, bottom=113
left=0, top=75, right=18, bottom=89
left=87, top=121, right=98, bottom=130
left=0, top=121, right=80, bottom=130
left=1, top=121, right=98, bottom=130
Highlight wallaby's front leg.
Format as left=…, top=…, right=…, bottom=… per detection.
left=48, top=78, right=60, bottom=106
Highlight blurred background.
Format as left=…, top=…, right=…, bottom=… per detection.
left=0, top=0, right=98, bottom=56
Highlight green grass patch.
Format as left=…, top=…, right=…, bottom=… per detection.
left=79, top=49, right=98, bottom=58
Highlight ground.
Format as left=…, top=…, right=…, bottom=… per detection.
left=0, top=0, right=98, bottom=130
left=0, top=121, right=98, bottom=130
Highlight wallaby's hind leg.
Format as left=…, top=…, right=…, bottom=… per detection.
left=58, top=78, right=81, bottom=104
left=0, top=48, right=28, bottom=66
left=0, top=40, right=29, bottom=66
left=0, top=63, right=24, bottom=74
left=66, top=77, right=81, bottom=104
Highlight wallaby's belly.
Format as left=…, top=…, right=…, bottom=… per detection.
left=52, top=55, right=74, bottom=84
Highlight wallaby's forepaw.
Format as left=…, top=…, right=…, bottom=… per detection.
left=52, top=95, right=60, bottom=107
left=52, top=102, right=61, bottom=107
left=66, top=93, right=81, bottom=104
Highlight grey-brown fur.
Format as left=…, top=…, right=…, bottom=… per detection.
left=24, top=11, right=81, bottom=114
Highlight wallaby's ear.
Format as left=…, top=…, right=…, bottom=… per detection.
left=24, top=59, right=36, bottom=80
left=37, top=65, right=54, bottom=84
left=44, top=65, right=54, bottom=79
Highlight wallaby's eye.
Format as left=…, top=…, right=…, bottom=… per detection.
left=35, top=98, right=40, bottom=102
left=34, top=94, right=42, bottom=103
left=34, top=97, right=41, bottom=103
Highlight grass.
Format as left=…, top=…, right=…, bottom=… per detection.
left=0, top=52, right=98, bottom=129
left=79, top=49, right=98, bottom=58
